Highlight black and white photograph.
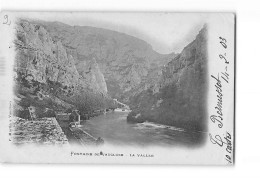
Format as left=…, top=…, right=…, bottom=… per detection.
left=0, top=12, right=234, bottom=165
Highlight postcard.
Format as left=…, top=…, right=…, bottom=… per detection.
left=0, top=12, right=235, bottom=164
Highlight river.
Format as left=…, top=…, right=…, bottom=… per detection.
left=80, top=111, right=206, bottom=147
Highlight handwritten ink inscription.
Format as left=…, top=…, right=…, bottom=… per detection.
left=209, top=131, right=232, bottom=163
left=209, top=37, right=233, bottom=164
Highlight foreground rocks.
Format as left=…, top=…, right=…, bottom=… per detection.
left=9, top=117, right=69, bottom=146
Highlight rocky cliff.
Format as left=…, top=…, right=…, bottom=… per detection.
left=127, top=26, right=208, bottom=132
left=14, top=19, right=115, bottom=116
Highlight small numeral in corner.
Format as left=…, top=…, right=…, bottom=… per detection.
left=3, top=15, right=11, bottom=25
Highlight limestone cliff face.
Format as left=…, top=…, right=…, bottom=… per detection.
left=127, top=26, right=208, bottom=132
left=35, top=21, right=176, bottom=103
left=15, top=21, right=78, bottom=88
left=14, top=19, right=112, bottom=113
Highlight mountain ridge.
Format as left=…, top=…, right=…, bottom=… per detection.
left=36, top=20, right=158, bottom=53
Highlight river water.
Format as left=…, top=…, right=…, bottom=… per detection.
left=80, top=112, right=206, bottom=147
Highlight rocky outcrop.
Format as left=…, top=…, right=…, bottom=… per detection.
left=14, top=19, right=114, bottom=115
left=127, top=26, right=208, bottom=132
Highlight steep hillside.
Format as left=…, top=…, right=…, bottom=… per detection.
left=127, top=26, right=208, bottom=132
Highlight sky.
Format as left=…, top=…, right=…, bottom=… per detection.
left=22, top=12, right=208, bottom=54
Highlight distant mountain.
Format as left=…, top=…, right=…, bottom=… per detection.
left=127, top=26, right=208, bottom=133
